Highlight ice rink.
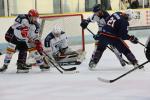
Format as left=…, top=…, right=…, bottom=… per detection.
left=0, top=37, right=150, bottom=100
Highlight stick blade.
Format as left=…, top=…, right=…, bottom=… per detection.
left=97, top=77, right=113, bottom=83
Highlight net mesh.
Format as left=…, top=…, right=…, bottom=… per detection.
left=40, top=14, right=85, bottom=51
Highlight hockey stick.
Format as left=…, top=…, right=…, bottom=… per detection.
left=86, top=28, right=130, bottom=66
left=42, top=52, right=63, bottom=73
left=97, top=60, right=149, bottom=83
left=138, top=41, right=146, bottom=48
left=42, top=52, right=76, bottom=72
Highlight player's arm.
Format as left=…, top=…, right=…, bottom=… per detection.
left=80, top=14, right=96, bottom=29
left=117, top=19, right=138, bottom=44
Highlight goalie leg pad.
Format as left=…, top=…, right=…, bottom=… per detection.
left=57, top=50, right=86, bottom=66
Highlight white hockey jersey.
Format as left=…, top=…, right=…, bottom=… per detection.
left=87, top=11, right=110, bottom=31
left=44, top=31, right=68, bottom=55
left=11, top=14, right=40, bottom=43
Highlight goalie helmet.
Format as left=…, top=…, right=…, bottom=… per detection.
left=52, top=25, right=62, bottom=37
left=124, top=9, right=136, bottom=21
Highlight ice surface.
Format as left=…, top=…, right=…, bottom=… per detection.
left=0, top=38, right=150, bottom=100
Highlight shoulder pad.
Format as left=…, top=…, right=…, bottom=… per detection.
left=17, top=14, right=26, bottom=18
left=15, top=14, right=29, bottom=24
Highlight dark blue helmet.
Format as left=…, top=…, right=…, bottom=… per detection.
left=93, top=4, right=103, bottom=12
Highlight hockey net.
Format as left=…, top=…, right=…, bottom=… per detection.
left=39, top=14, right=86, bottom=64
left=40, top=14, right=85, bottom=52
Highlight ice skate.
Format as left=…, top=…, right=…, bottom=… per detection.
left=89, top=60, right=97, bottom=70
left=17, top=63, right=29, bottom=73
left=0, top=65, right=8, bottom=72
left=39, top=64, right=50, bottom=71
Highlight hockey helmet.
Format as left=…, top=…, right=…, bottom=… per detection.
left=52, top=25, right=62, bottom=37
left=124, top=9, right=136, bottom=21
left=28, top=9, right=39, bottom=17
left=93, top=4, right=103, bottom=12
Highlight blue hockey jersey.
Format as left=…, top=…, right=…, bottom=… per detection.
left=101, top=12, right=130, bottom=40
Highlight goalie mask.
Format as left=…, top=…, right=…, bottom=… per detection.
left=52, top=25, right=62, bottom=37
left=145, top=37, right=150, bottom=61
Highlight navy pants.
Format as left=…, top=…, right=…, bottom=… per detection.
left=91, top=34, right=137, bottom=64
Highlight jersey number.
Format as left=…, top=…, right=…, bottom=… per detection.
left=107, top=17, right=116, bottom=28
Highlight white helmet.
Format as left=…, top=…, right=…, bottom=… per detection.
left=125, top=9, right=136, bottom=21
left=52, top=25, right=62, bottom=37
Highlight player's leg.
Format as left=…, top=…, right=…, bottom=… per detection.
left=112, top=39, right=138, bottom=66
left=109, top=45, right=126, bottom=66
left=16, top=41, right=29, bottom=73
left=0, top=28, right=19, bottom=72
left=0, top=43, right=16, bottom=72
left=29, top=49, right=50, bottom=71
left=89, top=41, right=106, bottom=69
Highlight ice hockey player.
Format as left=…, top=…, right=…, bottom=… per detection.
left=145, top=36, right=150, bottom=61
left=89, top=9, right=140, bottom=68
left=44, top=25, right=81, bottom=65
left=26, top=20, right=50, bottom=71
left=80, top=4, right=126, bottom=69
left=0, top=9, right=48, bottom=73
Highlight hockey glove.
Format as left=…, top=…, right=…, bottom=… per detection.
left=80, top=19, right=89, bottom=29
left=35, top=40, right=43, bottom=55
left=129, top=35, right=138, bottom=44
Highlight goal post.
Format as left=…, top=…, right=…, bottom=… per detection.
left=39, top=14, right=85, bottom=52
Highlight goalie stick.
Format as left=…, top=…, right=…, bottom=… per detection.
left=97, top=60, right=149, bottom=83
left=42, top=51, right=77, bottom=73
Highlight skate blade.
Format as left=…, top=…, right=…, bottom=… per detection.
left=16, top=70, right=29, bottom=73
left=88, top=67, right=96, bottom=71
left=63, top=70, right=79, bottom=74
left=41, top=69, right=50, bottom=72
left=0, top=69, right=7, bottom=73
